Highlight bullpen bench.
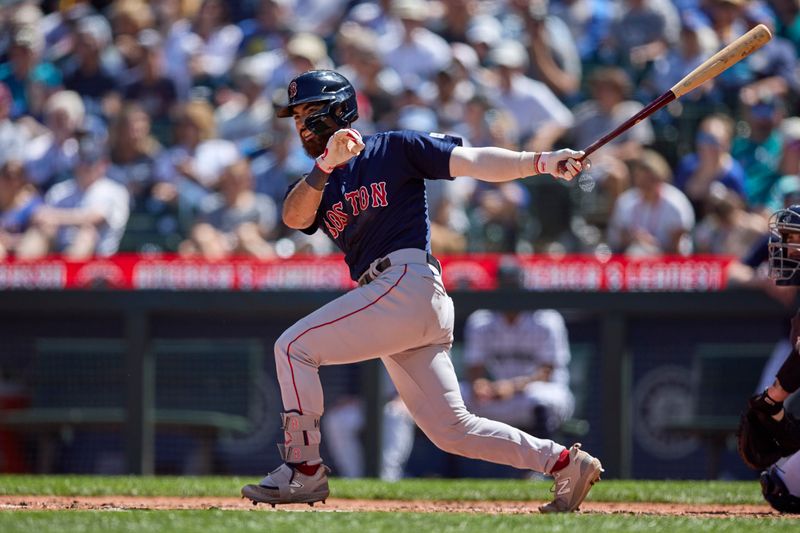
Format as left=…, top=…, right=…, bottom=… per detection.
left=0, top=338, right=263, bottom=473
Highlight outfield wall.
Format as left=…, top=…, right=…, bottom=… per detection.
left=0, top=286, right=788, bottom=480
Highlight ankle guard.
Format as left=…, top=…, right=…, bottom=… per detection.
left=278, top=412, right=321, bottom=463
left=777, top=348, right=800, bottom=394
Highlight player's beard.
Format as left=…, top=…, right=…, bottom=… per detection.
left=301, top=133, right=328, bottom=158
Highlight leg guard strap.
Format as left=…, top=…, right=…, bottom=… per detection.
left=278, top=443, right=321, bottom=463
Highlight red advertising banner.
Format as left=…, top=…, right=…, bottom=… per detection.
left=0, top=254, right=735, bottom=292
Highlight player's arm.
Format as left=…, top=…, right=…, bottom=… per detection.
left=449, top=146, right=585, bottom=183
left=283, top=129, right=365, bottom=229
left=282, top=176, right=326, bottom=229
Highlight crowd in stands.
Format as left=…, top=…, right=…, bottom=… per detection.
left=0, top=0, right=799, bottom=262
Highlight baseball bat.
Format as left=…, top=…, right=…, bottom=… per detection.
left=572, top=24, right=773, bottom=164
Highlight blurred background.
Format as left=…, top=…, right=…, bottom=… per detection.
left=0, top=0, right=798, bottom=481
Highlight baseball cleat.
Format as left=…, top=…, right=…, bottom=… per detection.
left=241, top=463, right=331, bottom=507
left=539, top=443, right=603, bottom=513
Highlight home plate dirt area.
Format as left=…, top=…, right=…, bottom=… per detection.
left=0, top=495, right=789, bottom=518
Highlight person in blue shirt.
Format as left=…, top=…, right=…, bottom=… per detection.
left=241, top=70, right=602, bottom=513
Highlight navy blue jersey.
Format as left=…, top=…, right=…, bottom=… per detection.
left=289, top=130, right=461, bottom=280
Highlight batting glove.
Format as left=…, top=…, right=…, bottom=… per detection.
left=534, top=149, right=586, bottom=181
left=316, top=129, right=365, bottom=173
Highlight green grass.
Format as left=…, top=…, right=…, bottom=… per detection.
left=0, top=511, right=787, bottom=533
left=0, top=476, right=764, bottom=504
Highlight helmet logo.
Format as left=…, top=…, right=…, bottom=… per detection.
left=288, top=81, right=298, bottom=99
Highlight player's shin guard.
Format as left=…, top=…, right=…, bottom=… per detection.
left=279, top=411, right=322, bottom=464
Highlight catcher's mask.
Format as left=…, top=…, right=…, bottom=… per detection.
left=768, top=205, right=800, bottom=285
left=276, top=70, right=359, bottom=137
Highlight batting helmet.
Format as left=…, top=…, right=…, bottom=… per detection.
left=276, top=70, right=358, bottom=136
left=768, top=205, right=800, bottom=286
left=761, top=464, right=800, bottom=513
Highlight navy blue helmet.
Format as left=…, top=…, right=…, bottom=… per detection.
left=276, top=70, right=358, bottom=137
left=769, top=205, right=800, bottom=285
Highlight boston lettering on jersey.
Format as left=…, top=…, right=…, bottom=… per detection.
left=289, top=130, right=462, bottom=281
left=324, top=182, right=389, bottom=238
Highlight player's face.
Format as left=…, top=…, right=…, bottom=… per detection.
left=787, top=232, right=800, bottom=259
left=293, top=102, right=328, bottom=158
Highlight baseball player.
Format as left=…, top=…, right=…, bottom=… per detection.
left=461, top=258, right=575, bottom=438
left=738, top=205, right=800, bottom=512
left=241, top=70, right=602, bottom=512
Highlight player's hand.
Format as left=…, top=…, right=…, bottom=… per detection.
left=536, top=149, right=587, bottom=181
left=472, top=378, right=493, bottom=403
left=316, top=128, right=365, bottom=173
left=492, top=379, right=516, bottom=401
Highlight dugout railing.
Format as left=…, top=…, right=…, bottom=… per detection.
left=0, top=288, right=789, bottom=479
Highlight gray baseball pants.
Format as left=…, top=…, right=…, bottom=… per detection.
left=274, top=248, right=566, bottom=473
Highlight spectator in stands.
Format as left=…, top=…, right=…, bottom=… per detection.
left=0, top=160, right=42, bottom=261
left=107, top=103, right=163, bottom=210
left=603, top=0, right=680, bottom=78
left=436, top=0, right=480, bottom=43
left=706, top=0, right=755, bottom=107
left=673, top=113, right=747, bottom=216
left=571, top=67, right=654, bottom=162
left=381, top=0, right=452, bottom=85
left=461, top=257, right=575, bottom=440
left=251, top=118, right=313, bottom=209
left=16, top=129, right=130, bottom=260
left=63, top=15, right=121, bottom=119
left=770, top=0, right=800, bottom=55
left=607, top=149, right=695, bottom=256
left=163, top=0, right=243, bottom=98
left=215, top=57, right=273, bottom=152
left=153, top=100, right=239, bottom=211
left=122, top=29, right=178, bottom=144
left=514, top=0, right=583, bottom=100
left=780, top=117, right=800, bottom=177
left=487, top=39, right=573, bottom=151
left=336, top=22, right=402, bottom=128
left=0, top=26, right=61, bottom=119
left=464, top=107, right=531, bottom=252
left=693, top=182, right=766, bottom=256
left=179, top=159, right=277, bottom=260
left=23, top=90, right=84, bottom=191
left=737, top=3, right=799, bottom=107
left=733, top=93, right=786, bottom=211
left=109, top=0, right=158, bottom=86
left=0, top=82, right=25, bottom=164
left=645, top=13, right=720, bottom=102
left=548, top=0, right=614, bottom=64
left=237, top=0, right=292, bottom=57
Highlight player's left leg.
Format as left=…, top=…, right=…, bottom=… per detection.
left=383, top=345, right=602, bottom=512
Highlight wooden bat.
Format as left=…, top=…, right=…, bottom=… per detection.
left=573, top=24, right=773, bottom=164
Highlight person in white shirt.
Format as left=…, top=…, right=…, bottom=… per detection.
left=380, top=0, right=453, bottom=85
left=154, top=100, right=239, bottom=210
left=17, top=129, right=130, bottom=259
left=486, top=40, right=573, bottom=151
left=23, top=90, right=84, bottom=191
left=461, top=258, right=575, bottom=435
left=607, top=149, right=695, bottom=256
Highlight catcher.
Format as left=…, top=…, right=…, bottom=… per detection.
left=738, top=205, right=800, bottom=512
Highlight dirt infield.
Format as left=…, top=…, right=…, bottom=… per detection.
left=0, top=495, right=789, bottom=517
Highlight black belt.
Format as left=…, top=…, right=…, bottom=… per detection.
left=359, top=253, right=442, bottom=286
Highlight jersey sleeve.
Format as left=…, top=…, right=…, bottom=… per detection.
left=284, top=177, right=320, bottom=235
left=393, top=130, right=463, bottom=181
left=463, top=311, right=491, bottom=367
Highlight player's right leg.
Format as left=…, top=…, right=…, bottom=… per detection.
left=243, top=263, right=445, bottom=505
left=384, top=345, right=602, bottom=512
